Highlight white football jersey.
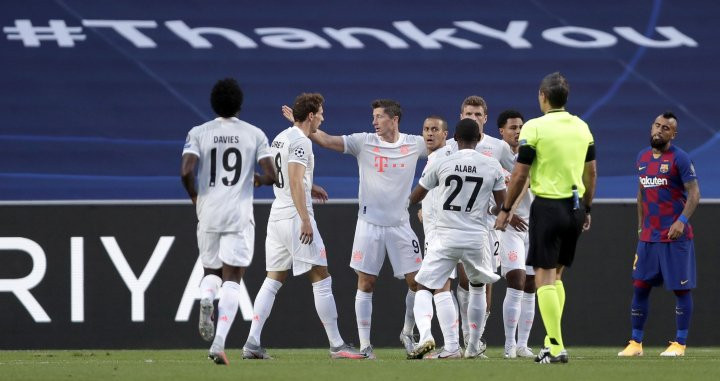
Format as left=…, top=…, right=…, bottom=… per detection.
left=344, top=132, right=427, bottom=226
left=420, top=144, right=454, bottom=236
left=419, top=149, right=505, bottom=248
left=268, top=126, right=314, bottom=221
left=183, top=117, right=272, bottom=232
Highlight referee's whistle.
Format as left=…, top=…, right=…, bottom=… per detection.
left=572, top=185, right=580, bottom=210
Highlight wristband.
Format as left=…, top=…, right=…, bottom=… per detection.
left=678, top=214, right=689, bottom=224
left=500, top=203, right=512, bottom=213
left=584, top=205, right=591, bottom=214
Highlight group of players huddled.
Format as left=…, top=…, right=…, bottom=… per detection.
left=181, top=72, right=699, bottom=365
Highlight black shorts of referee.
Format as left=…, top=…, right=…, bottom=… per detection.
left=527, top=196, right=586, bottom=269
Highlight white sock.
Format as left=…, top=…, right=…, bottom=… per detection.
left=434, top=291, right=459, bottom=352
left=503, top=288, right=524, bottom=348
left=355, top=290, right=373, bottom=349
left=402, top=289, right=416, bottom=335
left=413, top=290, right=434, bottom=344
left=199, top=274, right=222, bottom=302
left=451, top=290, right=460, bottom=346
left=456, top=286, right=470, bottom=343
left=312, top=276, right=344, bottom=348
left=212, top=281, right=242, bottom=350
left=517, top=291, right=536, bottom=348
left=467, top=285, right=487, bottom=348
left=245, top=277, right=282, bottom=347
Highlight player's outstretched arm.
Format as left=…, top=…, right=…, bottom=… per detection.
left=282, top=104, right=345, bottom=152
left=289, top=162, right=313, bottom=244
left=581, top=159, right=597, bottom=231
left=254, top=157, right=278, bottom=187
left=668, top=179, right=700, bottom=240
left=180, top=154, right=198, bottom=205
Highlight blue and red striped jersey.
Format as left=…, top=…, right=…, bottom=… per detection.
left=637, top=145, right=696, bottom=242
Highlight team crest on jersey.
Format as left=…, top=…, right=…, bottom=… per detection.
left=372, top=147, right=380, bottom=153
left=659, top=163, right=669, bottom=173
left=294, top=147, right=305, bottom=158
left=400, top=145, right=409, bottom=154
left=482, top=149, right=492, bottom=157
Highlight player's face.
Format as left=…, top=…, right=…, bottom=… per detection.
left=422, top=118, right=447, bottom=152
left=372, top=107, right=397, bottom=136
left=650, top=115, right=677, bottom=149
left=460, top=105, right=487, bottom=134
left=310, top=105, right=324, bottom=133
left=499, top=118, right=523, bottom=148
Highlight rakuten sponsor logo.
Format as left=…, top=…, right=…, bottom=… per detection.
left=640, top=176, right=668, bottom=188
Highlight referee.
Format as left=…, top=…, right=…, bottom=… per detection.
left=495, top=72, right=596, bottom=364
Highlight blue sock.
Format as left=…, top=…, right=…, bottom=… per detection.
left=631, top=285, right=651, bottom=343
left=674, top=291, right=693, bottom=345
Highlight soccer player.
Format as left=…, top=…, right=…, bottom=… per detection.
left=449, top=96, right=520, bottom=354
left=496, top=72, right=596, bottom=364
left=496, top=110, right=536, bottom=359
left=307, top=99, right=426, bottom=358
left=180, top=78, right=277, bottom=365
left=242, top=93, right=366, bottom=360
left=415, top=115, right=462, bottom=359
left=408, top=118, right=504, bottom=359
left=618, top=112, right=700, bottom=357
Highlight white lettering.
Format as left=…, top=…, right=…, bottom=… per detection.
left=323, top=27, right=409, bottom=49
left=4, top=19, right=85, bottom=47
left=101, top=236, right=173, bottom=322
left=175, top=258, right=254, bottom=322
left=454, top=20, right=531, bottom=48
left=640, top=176, right=669, bottom=187
left=542, top=26, right=617, bottom=48
left=82, top=20, right=157, bottom=48
left=255, top=27, right=331, bottom=49
left=165, top=20, right=257, bottom=48
left=71, top=237, right=84, bottom=322
left=393, top=20, right=480, bottom=49
left=614, top=26, right=698, bottom=48
left=0, top=237, right=50, bottom=322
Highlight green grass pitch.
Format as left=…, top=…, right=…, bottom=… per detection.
left=2, top=347, right=719, bottom=381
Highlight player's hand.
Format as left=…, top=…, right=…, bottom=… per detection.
left=254, top=172, right=261, bottom=187
left=299, top=218, right=313, bottom=244
left=582, top=213, right=592, bottom=232
left=191, top=195, right=197, bottom=206
left=509, top=214, right=528, bottom=232
left=494, top=211, right=510, bottom=231
left=667, top=220, right=685, bottom=240
left=311, top=184, right=329, bottom=203
left=417, top=208, right=423, bottom=223
left=282, top=105, right=295, bottom=123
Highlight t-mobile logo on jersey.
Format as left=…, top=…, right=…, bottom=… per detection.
left=374, top=156, right=389, bottom=172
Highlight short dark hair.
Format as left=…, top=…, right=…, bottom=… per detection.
left=372, top=99, right=402, bottom=122
left=461, top=95, right=488, bottom=114
left=293, top=93, right=324, bottom=122
left=425, top=114, right=448, bottom=131
left=497, top=109, right=524, bottom=129
left=539, top=72, right=569, bottom=108
left=210, top=78, right=243, bottom=118
left=454, top=118, right=481, bottom=143
left=662, top=111, right=678, bottom=123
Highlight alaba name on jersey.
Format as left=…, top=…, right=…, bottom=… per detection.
left=421, top=144, right=454, bottom=235
left=637, top=145, right=697, bottom=242
left=183, top=117, right=272, bottom=232
left=419, top=149, right=505, bottom=249
left=269, top=126, right=315, bottom=221
left=343, top=132, right=427, bottom=226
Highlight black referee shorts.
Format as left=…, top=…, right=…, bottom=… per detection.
left=527, top=196, right=585, bottom=269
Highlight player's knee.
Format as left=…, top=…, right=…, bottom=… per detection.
left=524, top=275, right=536, bottom=293
left=357, top=276, right=376, bottom=292
left=506, top=269, right=526, bottom=290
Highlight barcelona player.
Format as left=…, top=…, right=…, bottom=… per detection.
left=618, top=112, right=700, bottom=357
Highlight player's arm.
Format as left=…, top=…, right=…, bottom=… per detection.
left=495, top=162, right=529, bottom=230
left=180, top=154, right=198, bottom=205
left=668, top=180, right=700, bottom=240
left=409, top=184, right=429, bottom=205
left=289, top=162, right=313, bottom=244
left=282, top=104, right=345, bottom=152
left=581, top=144, right=597, bottom=231
left=636, top=182, right=643, bottom=236
left=254, top=156, right=278, bottom=187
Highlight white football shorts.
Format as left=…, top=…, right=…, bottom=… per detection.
left=499, top=228, right=534, bottom=277
left=350, top=219, right=422, bottom=279
left=197, top=223, right=254, bottom=269
left=416, top=239, right=500, bottom=290
left=266, top=215, right=327, bottom=276
left=424, top=228, right=456, bottom=280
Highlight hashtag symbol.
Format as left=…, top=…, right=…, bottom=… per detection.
left=4, top=19, right=86, bottom=47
